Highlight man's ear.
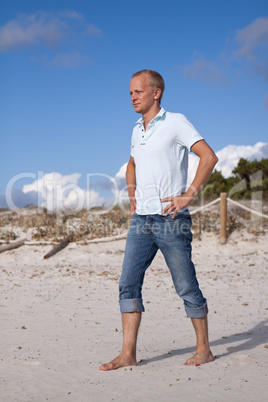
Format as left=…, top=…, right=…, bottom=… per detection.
left=154, top=88, right=161, bottom=101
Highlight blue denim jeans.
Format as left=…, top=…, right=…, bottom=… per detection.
left=119, top=211, right=208, bottom=319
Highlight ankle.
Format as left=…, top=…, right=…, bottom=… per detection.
left=196, top=346, right=211, bottom=355
left=121, top=347, right=136, bottom=358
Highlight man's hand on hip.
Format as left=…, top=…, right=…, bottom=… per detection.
left=161, top=194, right=192, bottom=218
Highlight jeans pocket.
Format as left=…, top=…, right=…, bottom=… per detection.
left=159, top=213, right=183, bottom=222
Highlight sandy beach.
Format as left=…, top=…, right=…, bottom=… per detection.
left=0, top=209, right=268, bottom=401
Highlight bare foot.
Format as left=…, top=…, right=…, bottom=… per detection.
left=183, top=350, right=214, bottom=366
left=99, top=354, right=137, bottom=371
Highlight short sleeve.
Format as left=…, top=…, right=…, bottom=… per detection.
left=174, top=113, right=203, bottom=151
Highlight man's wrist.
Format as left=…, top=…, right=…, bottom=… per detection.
left=128, top=189, right=136, bottom=198
left=184, top=186, right=198, bottom=199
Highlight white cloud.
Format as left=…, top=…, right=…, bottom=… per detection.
left=181, top=56, right=228, bottom=85
left=113, top=163, right=128, bottom=205
left=235, top=17, right=268, bottom=81
left=183, top=142, right=268, bottom=187
left=58, top=10, right=84, bottom=20
left=215, top=142, right=268, bottom=177
left=179, top=17, right=268, bottom=96
left=0, top=12, right=64, bottom=51
left=114, top=162, right=127, bottom=179
left=22, top=172, right=104, bottom=211
left=0, top=10, right=103, bottom=67
left=86, top=23, right=103, bottom=38
left=235, top=17, right=268, bottom=59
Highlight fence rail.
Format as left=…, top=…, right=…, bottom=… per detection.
left=0, top=195, right=267, bottom=255
left=190, top=197, right=221, bottom=215
left=227, top=197, right=268, bottom=219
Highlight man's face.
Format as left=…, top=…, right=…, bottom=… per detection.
left=129, top=74, right=157, bottom=115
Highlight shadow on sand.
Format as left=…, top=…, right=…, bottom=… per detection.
left=139, top=319, right=268, bottom=366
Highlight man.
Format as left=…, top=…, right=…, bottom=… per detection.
left=99, top=70, right=218, bottom=371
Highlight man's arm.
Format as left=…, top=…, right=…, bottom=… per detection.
left=161, top=140, right=218, bottom=218
left=126, top=156, right=136, bottom=215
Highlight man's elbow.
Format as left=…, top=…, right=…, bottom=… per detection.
left=212, top=153, right=218, bottom=167
left=206, top=152, right=218, bottom=169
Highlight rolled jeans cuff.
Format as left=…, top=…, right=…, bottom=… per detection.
left=119, top=298, right=145, bottom=313
left=185, top=301, right=208, bottom=318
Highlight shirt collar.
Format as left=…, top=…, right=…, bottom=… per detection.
left=136, top=107, right=166, bottom=125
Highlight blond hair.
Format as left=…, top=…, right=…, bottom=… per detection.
left=132, top=69, right=165, bottom=104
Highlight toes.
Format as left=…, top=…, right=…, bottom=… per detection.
left=99, top=362, right=115, bottom=371
left=99, top=356, right=137, bottom=371
left=183, top=359, right=195, bottom=366
left=183, top=353, right=214, bottom=366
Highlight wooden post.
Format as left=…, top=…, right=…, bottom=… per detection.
left=220, top=192, right=227, bottom=244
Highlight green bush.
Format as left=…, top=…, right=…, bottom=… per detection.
left=200, top=158, right=268, bottom=201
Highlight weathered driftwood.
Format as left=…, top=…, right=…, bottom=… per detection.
left=0, top=238, right=26, bottom=254
left=43, top=236, right=70, bottom=259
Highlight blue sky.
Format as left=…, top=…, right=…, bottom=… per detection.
left=1, top=0, right=268, bottom=209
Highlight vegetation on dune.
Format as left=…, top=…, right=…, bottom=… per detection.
left=0, top=205, right=133, bottom=242
left=198, top=157, right=268, bottom=202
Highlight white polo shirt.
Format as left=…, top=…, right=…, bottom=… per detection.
left=130, top=108, right=203, bottom=215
